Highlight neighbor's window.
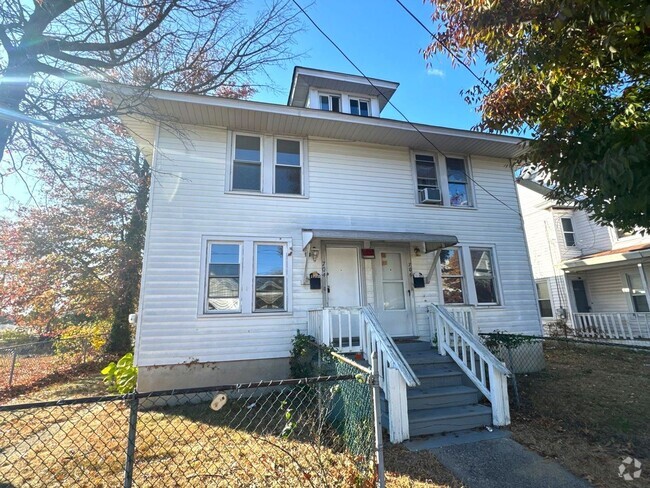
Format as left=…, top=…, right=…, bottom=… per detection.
left=446, top=157, right=470, bottom=207
left=536, top=280, right=553, bottom=318
left=626, top=273, right=649, bottom=313
left=615, top=228, right=636, bottom=239
left=232, top=135, right=261, bottom=191
left=207, top=243, right=241, bottom=312
left=415, top=154, right=441, bottom=204
left=561, top=217, right=576, bottom=247
left=440, top=247, right=465, bottom=304
left=320, top=94, right=341, bottom=112
left=275, top=139, right=301, bottom=195
left=255, top=244, right=286, bottom=311
left=470, top=248, right=499, bottom=304
left=349, top=98, right=370, bottom=117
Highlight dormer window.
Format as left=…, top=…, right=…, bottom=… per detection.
left=350, top=98, right=370, bottom=117
left=320, top=94, right=341, bottom=112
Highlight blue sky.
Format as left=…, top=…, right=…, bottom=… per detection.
left=251, top=0, right=486, bottom=130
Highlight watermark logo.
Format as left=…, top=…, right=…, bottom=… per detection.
left=619, top=457, right=642, bottom=481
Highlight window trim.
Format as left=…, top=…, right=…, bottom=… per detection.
left=204, top=241, right=244, bottom=315
left=411, top=151, right=476, bottom=209
left=273, top=136, right=303, bottom=196
left=439, top=246, right=467, bottom=305
left=226, top=131, right=308, bottom=197
left=349, top=97, right=371, bottom=117
left=535, top=279, right=554, bottom=318
left=468, top=246, right=501, bottom=306
left=623, top=271, right=649, bottom=313
left=560, top=217, right=576, bottom=247
left=253, top=242, right=288, bottom=313
left=198, top=236, right=293, bottom=317
left=319, top=92, right=342, bottom=112
left=231, top=132, right=263, bottom=193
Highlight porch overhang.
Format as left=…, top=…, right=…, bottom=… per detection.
left=561, top=244, right=650, bottom=272
left=302, top=229, right=458, bottom=253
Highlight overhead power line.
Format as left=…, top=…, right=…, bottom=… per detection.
left=289, top=0, right=523, bottom=216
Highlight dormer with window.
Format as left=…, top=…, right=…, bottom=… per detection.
left=287, top=66, right=399, bottom=118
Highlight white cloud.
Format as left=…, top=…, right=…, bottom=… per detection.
left=426, top=68, right=445, bottom=78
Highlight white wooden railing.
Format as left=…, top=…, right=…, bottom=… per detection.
left=573, top=312, right=650, bottom=340
left=308, top=306, right=419, bottom=442
left=447, top=306, right=477, bottom=336
left=428, top=304, right=511, bottom=426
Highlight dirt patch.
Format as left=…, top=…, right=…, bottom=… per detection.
left=384, top=442, right=462, bottom=487
left=511, top=341, right=650, bottom=488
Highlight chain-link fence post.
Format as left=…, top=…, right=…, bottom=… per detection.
left=8, top=348, right=17, bottom=388
left=123, top=394, right=139, bottom=488
left=506, top=346, right=520, bottom=408
left=370, top=352, right=385, bottom=488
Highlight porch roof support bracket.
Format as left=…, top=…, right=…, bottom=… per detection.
left=426, top=249, right=441, bottom=284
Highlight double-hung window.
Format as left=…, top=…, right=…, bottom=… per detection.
left=207, top=243, right=242, bottom=312
left=440, top=247, right=465, bottom=304
left=320, top=94, right=341, bottom=112
left=561, top=217, right=576, bottom=247
left=204, top=238, right=290, bottom=314
left=349, top=98, right=370, bottom=116
left=232, top=135, right=262, bottom=192
left=415, top=154, right=442, bottom=204
left=446, top=157, right=470, bottom=207
left=275, top=139, right=302, bottom=195
left=536, top=280, right=553, bottom=318
left=470, top=248, right=499, bottom=305
left=626, top=273, right=649, bottom=313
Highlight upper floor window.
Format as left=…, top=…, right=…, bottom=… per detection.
left=229, top=133, right=305, bottom=196
left=470, top=248, right=499, bottom=305
left=440, top=247, right=465, bottom=304
left=320, top=94, right=341, bottom=112
left=233, top=135, right=262, bottom=192
left=536, top=280, right=553, bottom=318
left=561, top=217, right=576, bottom=246
left=415, top=154, right=441, bottom=204
left=446, top=157, right=470, bottom=207
left=350, top=98, right=370, bottom=117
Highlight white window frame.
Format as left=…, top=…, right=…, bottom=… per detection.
left=439, top=246, right=467, bottom=305
left=273, top=136, right=304, bottom=196
left=253, top=242, right=288, bottom=313
left=411, top=151, right=476, bottom=208
left=319, top=93, right=341, bottom=112
left=349, top=97, right=371, bottom=117
left=535, top=279, right=554, bottom=318
left=561, top=217, right=576, bottom=247
left=198, top=236, right=293, bottom=316
left=226, top=132, right=308, bottom=198
left=623, top=271, right=649, bottom=313
left=467, top=246, right=502, bottom=306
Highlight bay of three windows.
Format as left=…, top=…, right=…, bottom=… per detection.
left=232, top=134, right=303, bottom=195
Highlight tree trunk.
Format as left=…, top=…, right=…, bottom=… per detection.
left=106, top=150, right=150, bottom=354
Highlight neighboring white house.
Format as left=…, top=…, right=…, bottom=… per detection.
left=115, top=67, right=544, bottom=441
left=517, top=178, right=650, bottom=339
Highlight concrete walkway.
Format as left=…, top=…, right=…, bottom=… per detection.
left=410, top=437, right=592, bottom=488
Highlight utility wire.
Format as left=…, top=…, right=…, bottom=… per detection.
left=289, top=0, right=522, bottom=216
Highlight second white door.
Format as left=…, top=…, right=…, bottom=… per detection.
left=374, top=248, right=413, bottom=336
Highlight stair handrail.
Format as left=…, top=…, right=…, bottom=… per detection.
left=360, top=306, right=419, bottom=388
left=429, top=304, right=511, bottom=426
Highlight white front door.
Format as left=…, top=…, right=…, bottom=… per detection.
left=325, top=246, right=361, bottom=307
left=374, top=248, right=414, bottom=337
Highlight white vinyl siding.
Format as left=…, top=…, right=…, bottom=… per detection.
left=135, top=124, right=541, bottom=367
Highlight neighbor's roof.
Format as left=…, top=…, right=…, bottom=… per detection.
left=561, top=243, right=650, bottom=271
left=287, top=66, right=399, bottom=112
left=107, top=84, right=529, bottom=160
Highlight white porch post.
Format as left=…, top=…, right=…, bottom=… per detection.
left=386, top=367, right=410, bottom=443
left=488, top=364, right=511, bottom=426
left=638, top=263, right=650, bottom=310
left=321, top=308, right=332, bottom=347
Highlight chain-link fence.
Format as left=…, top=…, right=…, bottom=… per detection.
left=0, top=334, right=107, bottom=391
left=480, top=332, right=650, bottom=408
left=0, top=354, right=384, bottom=487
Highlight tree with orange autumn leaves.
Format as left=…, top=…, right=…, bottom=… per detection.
left=424, top=0, right=649, bottom=230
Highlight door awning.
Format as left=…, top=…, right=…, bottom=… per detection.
left=302, top=229, right=458, bottom=253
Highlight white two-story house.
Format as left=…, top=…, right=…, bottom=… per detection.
left=517, top=178, right=650, bottom=340
left=115, top=67, right=543, bottom=441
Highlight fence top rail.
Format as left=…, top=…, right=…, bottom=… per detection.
left=0, top=373, right=360, bottom=412
left=0, top=333, right=108, bottom=353
left=432, top=304, right=511, bottom=376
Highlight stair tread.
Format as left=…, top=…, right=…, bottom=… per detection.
left=408, top=385, right=478, bottom=398
left=412, top=364, right=463, bottom=377
left=409, top=404, right=492, bottom=422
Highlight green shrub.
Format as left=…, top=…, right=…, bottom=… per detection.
left=101, top=352, right=138, bottom=393
left=54, top=320, right=110, bottom=357
left=289, top=330, right=334, bottom=378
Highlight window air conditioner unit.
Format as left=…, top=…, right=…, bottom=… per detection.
left=419, top=187, right=442, bottom=204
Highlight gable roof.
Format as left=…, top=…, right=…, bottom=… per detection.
left=107, top=84, right=529, bottom=159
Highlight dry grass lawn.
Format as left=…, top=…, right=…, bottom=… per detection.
left=1, top=372, right=461, bottom=487
left=511, top=341, right=650, bottom=488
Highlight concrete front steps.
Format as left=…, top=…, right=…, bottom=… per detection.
left=384, top=340, right=493, bottom=438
